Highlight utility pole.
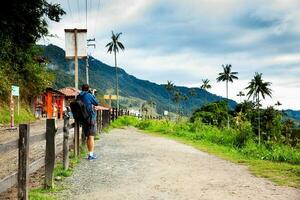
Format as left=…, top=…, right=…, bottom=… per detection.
left=74, top=29, right=78, bottom=89
left=86, top=38, right=96, bottom=84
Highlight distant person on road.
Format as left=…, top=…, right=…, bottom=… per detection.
left=79, top=84, right=101, bottom=160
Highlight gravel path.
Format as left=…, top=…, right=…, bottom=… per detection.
left=59, top=127, right=300, bottom=200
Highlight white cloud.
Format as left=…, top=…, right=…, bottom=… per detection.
left=44, top=0, right=300, bottom=110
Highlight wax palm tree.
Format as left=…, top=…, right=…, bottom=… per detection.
left=106, top=31, right=125, bottom=110
left=246, top=72, right=272, bottom=145
left=237, top=91, right=245, bottom=103
left=182, top=94, right=189, bottom=115
left=217, top=64, right=238, bottom=128
left=200, top=79, right=212, bottom=90
left=172, top=90, right=182, bottom=116
left=164, top=81, right=175, bottom=112
left=275, top=101, right=282, bottom=107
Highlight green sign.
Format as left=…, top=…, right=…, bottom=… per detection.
left=12, top=85, right=19, bottom=96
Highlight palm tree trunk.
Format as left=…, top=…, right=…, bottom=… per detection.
left=257, top=94, right=261, bottom=145
left=114, top=50, right=119, bottom=110
left=226, top=80, right=229, bottom=129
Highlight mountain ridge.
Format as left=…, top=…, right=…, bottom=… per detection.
left=40, top=44, right=238, bottom=114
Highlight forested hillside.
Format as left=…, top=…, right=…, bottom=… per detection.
left=42, top=44, right=236, bottom=114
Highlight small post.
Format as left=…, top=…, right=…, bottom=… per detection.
left=10, top=95, right=14, bottom=128
left=45, top=119, right=57, bottom=189
left=81, top=126, right=86, bottom=146
left=74, top=120, right=80, bottom=156
left=96, top=110, right=99, bottom=133
left=112, top=108, right=114, bottom=121
left=63, top=113, right=70, bottom=170
left=18, top=124, right=30, bottom=200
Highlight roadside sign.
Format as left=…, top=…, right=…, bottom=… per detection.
left=12, top=85, right=19, bottom=96
left=65, top=29, right=87, bottom=59
left=164, top=110, right=169, bottom=116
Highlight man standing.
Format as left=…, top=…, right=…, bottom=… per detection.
left=79, top=84, right=99, bottom=160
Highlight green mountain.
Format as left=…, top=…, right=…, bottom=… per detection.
left=283, top=109, right=300, bottom=127
left=41, top=44, right=237, bottom=114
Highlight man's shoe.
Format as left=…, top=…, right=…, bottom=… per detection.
left=88, top=154, right=97, bottom=161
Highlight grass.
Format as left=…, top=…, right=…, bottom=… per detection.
left=110, top=116, right=300, bottom=188
left=29, top=148, right=88, bottom=199
left=0, top=103, right=35, bottom=125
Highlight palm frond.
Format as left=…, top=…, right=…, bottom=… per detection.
left=117, top=41, right=125, bottom=50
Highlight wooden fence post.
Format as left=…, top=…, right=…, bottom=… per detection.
left=74, top=120, right=80, bottom=156
left=81, top=126, right=86, bottom=146
left=96, top=110, right=100, bottom=133
left=18, top=124, right=30, bottom=200
left=102, top=110, right=107, bottom=128
left=98, top=110, right=102, bottom=133
left=45, top=119, right=56, bottom=189
left=63, top=114, right=70, bottom=170
left=112, top=108, right=115, bottom=121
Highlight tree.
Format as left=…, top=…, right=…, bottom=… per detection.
left=182, top=94, right=189, bottom=115
left=0, top=0, right=65, bottom=102
left=172, top=90, right=182, bottom=116
left=237, top=91, right=245, bottom=103
left=106, top=31, right=125, bottom=110
left=190, top=101, right=229, bottom=127
left=282, top=119, right=295, bottom=145
left=164, top=80, right=175, bottom=113
left=216, top=64, right=238, bottom=128
left=246, top=72, right=272, bottom=145
left=200, top=79, right=212, bottom=90
left=0, top=0, right=65, bottom=50
left=147, top=99, right=156, bottom=118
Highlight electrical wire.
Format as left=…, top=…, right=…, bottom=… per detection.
left=66, top=0, right=73, bottom=19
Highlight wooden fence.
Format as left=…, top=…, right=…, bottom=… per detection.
left=0, top=108, right=129, bottom=199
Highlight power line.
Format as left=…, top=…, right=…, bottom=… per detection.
left=66, top=0, right=73, bottom=18
left=76, top=0, right=80, bottom=25
left=91, top=0, right=101, bottom=35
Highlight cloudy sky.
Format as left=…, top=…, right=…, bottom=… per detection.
left=45, top=0, right=300, bottom=110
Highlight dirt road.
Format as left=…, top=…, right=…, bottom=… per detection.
left=60, top=128, right=300, bottom=200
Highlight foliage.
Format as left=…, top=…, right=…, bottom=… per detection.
left=246, top=72, right=272, bottom=101
left=0, top=103, right=35, bottom=124
left=0, top=0, right=65, bottom=49
left=216, top=64, right=238, bottom=84
left=216, top=64, right=238, bottom=128
left=190, top=101, right=229, bottom=127
left=0, top=1, right=64, bottom=103
left=200, top=79, right=212, bottom=90
left=111, top=116, right=300, bottom=164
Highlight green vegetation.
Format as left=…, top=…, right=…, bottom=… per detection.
left=110, top=116, right=300, bottom=188
left=0, top=103, right=35, bottom=124
left=29, top=148, right=87, bottom=200
left=0, top=1, right=65, bottom=104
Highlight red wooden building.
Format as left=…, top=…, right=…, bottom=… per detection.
left=33, top=88, right=65, bottom=119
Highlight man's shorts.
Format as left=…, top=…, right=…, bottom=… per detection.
left=82, top=121, right=96, bottom=137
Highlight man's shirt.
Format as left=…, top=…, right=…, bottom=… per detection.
left=79, top=91, right=99, bottom=121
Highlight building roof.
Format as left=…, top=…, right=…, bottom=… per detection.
left=46, top=88, right=65, bottom=96
left=59, top=87, right=80, bottom=97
